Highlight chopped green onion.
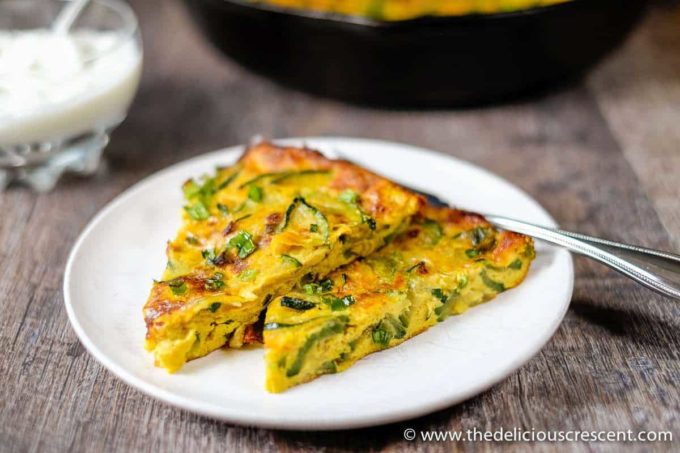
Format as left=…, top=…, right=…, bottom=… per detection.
left=339, top=189, right=359, bottom=204
left=508, top=259, right=523, bottom=270
left=229, top=231, right=257, bottom=259
left=465, top=249, right=480, bottom=258
left=205, top=273, right=225, bottom=290
left=238, top=269, right=258, bottom=281
left=217, top=171, right=240, bottom=190
left=217, top=203, right=229, bottom=216
left=208, top=302, right=222, bottom=313
left=431, top=288, right=448, bottom=304
left=248, top=186, right=263, bottom=202
left=184, top=201, right=210, bottom=220
left=168, top=278, right=187, bottom=296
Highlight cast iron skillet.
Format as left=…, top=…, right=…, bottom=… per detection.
left=183, top=0, right=648, bottom=107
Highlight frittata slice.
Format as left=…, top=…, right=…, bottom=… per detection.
left=144, top=142, right=423, bottom=372
left=264, top=205, right=535, bottom=392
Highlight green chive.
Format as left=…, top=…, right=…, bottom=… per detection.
left=229, top=231, right=257, bottom=259
left=248, top=186, right=263, bottom=202
left=238, top=269, right=258, bottom=281
left=281, top=254, right=302, bottom=267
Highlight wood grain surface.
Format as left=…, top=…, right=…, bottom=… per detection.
left=1, top=1, right=679, bottom=451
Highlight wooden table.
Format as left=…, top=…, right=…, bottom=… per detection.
left=2, top=1, right=679, bottom=451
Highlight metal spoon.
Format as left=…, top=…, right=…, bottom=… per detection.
left=416, top=188, right=680, bottom=301
left=52, top=0, right=91, bottom=34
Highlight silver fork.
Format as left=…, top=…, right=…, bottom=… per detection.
left=327, top=149, right=680, bottom=300
left=416, top=188, right=680, bottom=300
left=484, top=214, right=680, bottom=300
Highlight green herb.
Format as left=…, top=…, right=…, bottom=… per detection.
left=232, top=201, right=247, bottom=213
left=422, top=218, right=443, bottom=245
left=183, top=176, right=220, bottom=218
left=263, top=317, right=327, bottom=330
left=431, top=288, right=448, bottom=304
left=202, top=248, right=218, bottom=264
left=470, top=227, right=485, bottom=246
left=208, top=302, right=222, bottom=313
left=508, top=259, right=523, bottom=270
left=286, top=317, right=348, bottom=377
left=339, top=190, right=376, bottom=230
left=248, top=185, right=263, bottom=202
left=371, top=314, right=406, bottom=347
left=339, top=189, right=359, bottom=204
left=310, top=224, right=319, bottom=233
left=279, top=196, right=330, bottom=242
left=271, top=169, right=331, bottom=184
left=185, top=235, right=199, bottom=245
left=281, top=254, right=302, bottom=267
left=465, top=249, right=480, bottom=258
left=168, top=278, right=187, bottom=296
left=321, top=294, right=355, bottom=311
left=217, top=203, right=229, bottom=216
left=280, top=296, right=316, bottom=311
left=184, top=201, right=210, bottom=220
left=238, top=172, right=280, bottom=188
left=238, top=269, right=258, bottom=281
left=229, top=231, right=256, bottom=259
left=372, top=327, right=391, bottom=346
left=182, top=179, right=202, bottom=200
left=205, top=273, right=225, bottom=290
left=217, top=171, right=240, bottom=190
left=481, top=271, right=506, bottom=292
left=362, top=214, right=377, bottom=230
left=302, top=278, right=333, bottom=295
left=318, top=361, right=338, bottom=374
left=343, top=249, right=356, bottom=259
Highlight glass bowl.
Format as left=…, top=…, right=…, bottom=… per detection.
left=0, top=0, right=142, bottom=191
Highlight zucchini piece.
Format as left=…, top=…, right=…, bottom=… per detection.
left=481, top=270, right=506, bottom=292
left=286, top=316, right=348, bottom=377
left=279, top=196, right=330, bottom=242
left=271, top=169, right=330, bottom=184
left=280, top=296, right=317, bottom=311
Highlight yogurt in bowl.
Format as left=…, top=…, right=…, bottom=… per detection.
left=0, top=0, right=142, bottom=191
left=0, top=30, right=142, bottom=147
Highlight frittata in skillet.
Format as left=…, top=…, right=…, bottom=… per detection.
left=264, top=205, right=534, bottom=392
left=252, top=0, right=569, bottom=21
left=144, top=142, right=423, bottom=372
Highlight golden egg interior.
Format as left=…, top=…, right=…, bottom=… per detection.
left=264, top=206, right=535, bottom=392
left=143, top=142, right=423, bottom=372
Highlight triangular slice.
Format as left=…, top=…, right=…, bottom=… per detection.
left=264, top=206, right=535, bottom=392
left=144, top=143, right=424, bottom=372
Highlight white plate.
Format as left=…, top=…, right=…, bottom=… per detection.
left=64, top=137, right=573, bottom=430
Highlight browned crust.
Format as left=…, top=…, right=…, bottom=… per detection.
left=145, top=142, right=425, bottom=340
left=240, top=142, right=426, bottom=217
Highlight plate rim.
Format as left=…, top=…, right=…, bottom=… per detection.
left=63, top=136, right=574, bottom=430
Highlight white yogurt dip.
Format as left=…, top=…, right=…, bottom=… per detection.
left=0, top=30, right=142, bottom=146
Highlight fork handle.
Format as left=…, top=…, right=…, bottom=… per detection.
left=485, top=215, right=680, bottom=301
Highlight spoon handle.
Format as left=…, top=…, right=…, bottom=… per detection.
left=485, top=214, right=680, bottom=301
left=53, top=0, right=90, bottom=34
